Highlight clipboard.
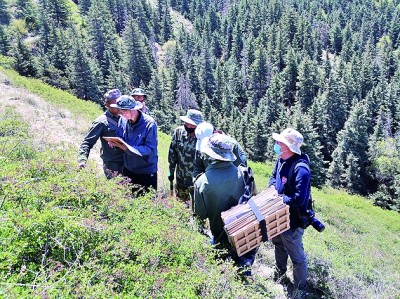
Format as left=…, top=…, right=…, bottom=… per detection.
left=103, top=137, right=142, bottom=156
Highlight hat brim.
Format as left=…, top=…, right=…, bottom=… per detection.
left=180, top=116, right=201, bottom=126
left=200, top=136, right=236, bottom=162
left=272, top=132, right=301, bottom=154
left=110, top=102, right=143, bottom=110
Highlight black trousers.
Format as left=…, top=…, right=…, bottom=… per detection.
left=122, top=167, right=157, bottom=195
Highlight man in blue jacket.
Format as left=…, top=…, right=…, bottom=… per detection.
left=108, top=95, right=158, bottom=193
left=269, top=128, right=310, bottom=298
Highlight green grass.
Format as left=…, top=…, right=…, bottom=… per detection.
left=303, top=187, right=400, bottom=298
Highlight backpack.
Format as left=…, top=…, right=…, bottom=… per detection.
left=285, top=155, right=325, bottom=231
left=237, top=164, right=258, bottom=204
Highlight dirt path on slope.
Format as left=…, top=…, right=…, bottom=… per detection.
left=0, top=71, right=102, bottom=168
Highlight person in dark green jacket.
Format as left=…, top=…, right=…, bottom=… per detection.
left=78, top=89, right=124, bottom=179
left=193, top=122, right=247, bottom=180
left=193, top=134, right=258, bottom=276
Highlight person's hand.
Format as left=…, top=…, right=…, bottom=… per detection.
left=78, top=162, right=86, bottom=169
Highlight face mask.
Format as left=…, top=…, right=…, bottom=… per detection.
left=184, top=125, right=195, bottom=134
left=274, top=143, right=282, bottom=155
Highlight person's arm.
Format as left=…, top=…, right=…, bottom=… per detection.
left=78, top=118, right=104, bottom=165
left=193, top=182, right=208, bottom=220
left=193, top=151, right=205, bottom=180
left=281, top=166, right=311, bottom=208
left=233, top=142, right=247, bottom=167
left=268, top=160, right=279, bottom=188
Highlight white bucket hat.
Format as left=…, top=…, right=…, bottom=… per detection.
left=195, top=122, right=214, bottom=151
left=272, top=128, right=304, bottom=155
left=200, top=134, right=236, bottom=162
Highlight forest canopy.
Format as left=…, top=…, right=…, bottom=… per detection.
left=1, top=0, right=400, bottom=210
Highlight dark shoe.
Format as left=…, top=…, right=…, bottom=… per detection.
left=292, top=287, right=309, bottom=299
left=273, top=269, right=287, bottom=282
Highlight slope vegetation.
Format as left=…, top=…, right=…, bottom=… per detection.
left=0, top=67, right=399, bottom=299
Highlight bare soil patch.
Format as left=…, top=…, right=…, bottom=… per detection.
left=0, top=71, right=102, bottom=168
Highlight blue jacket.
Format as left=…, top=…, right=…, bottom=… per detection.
left=117, top=112, right=158, bottom=174
left=269, top=153, right=311, bottom=229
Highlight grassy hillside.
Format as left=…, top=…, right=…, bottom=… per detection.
left=1, top=66, right=399, bottom=299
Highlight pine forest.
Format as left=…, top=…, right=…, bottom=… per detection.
left=1, top=1, right=400, bottom=208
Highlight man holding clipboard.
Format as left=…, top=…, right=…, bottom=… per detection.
left=106, top=95, right=158, bottom=193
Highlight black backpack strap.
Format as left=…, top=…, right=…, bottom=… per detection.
left=286, top=160, right=310, bottom=192
left=287, top=156, right=313, bottom=212
left=238, top=165, right=254, bottom=204
left=248, top=197, right=268, bottom=242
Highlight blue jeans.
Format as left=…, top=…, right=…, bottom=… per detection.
left=272, top=228, right=307, bottom=288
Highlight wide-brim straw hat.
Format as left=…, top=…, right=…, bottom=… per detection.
left=272, top=128, right=304, bottom=155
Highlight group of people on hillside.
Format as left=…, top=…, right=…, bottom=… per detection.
left=78, top=89, right=312, bottom=298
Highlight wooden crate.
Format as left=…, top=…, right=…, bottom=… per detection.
left=221, top=187, right=290, bottom=256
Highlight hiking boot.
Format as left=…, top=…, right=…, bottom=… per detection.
left=273, top=269, right=288, bottom=283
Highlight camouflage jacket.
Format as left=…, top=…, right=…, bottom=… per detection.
left=168, top=125, right=197, bottom=187
left=78, top=110, right=124, bottom=164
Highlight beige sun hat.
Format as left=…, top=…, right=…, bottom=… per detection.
left=200, top=134, right=236, bottom=162
left=272, top=128, right=304, bottom=155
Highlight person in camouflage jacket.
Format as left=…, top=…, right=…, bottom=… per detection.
left=168, top=109, right=203, bottom=204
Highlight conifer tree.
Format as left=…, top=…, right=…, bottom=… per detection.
left=296, top=57, right=318, bottom=112
left=161, top=7, right=173, bottom=43
left=16, top=0, right=38, bottom=31
left=152, top=71, right=174, bottom=133
left=70, top=42, right=101, bottom=102
left=249, top=47, right=269, bottom=105
left=281, top=47, right=298, bottom=107
left=87, top=1, right=120, bottom=83
left=199, top=44, right=215, bottom=99
left=245, top=104, right=269, bottom=162
left=123, top=19, right=153, bottom=87
left=328, top=101, right=369, bottom=194
left=175, top=73, right=197, bottom=111
left=38, top=0, right=70, bottom=28
left=0, top=25, right=10, bottom=55
left=13, top=34, right=37, bottom=77
left=0, top=0, right=10, bottom=25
